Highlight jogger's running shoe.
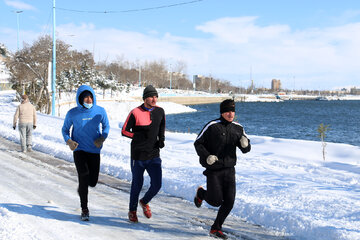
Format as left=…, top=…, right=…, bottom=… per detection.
left=81, top=208, right=89, bottom=221
left=194, top=186, right=204, bottom=208
left=139, top=199, right=152, bottom=218
left=128, top=211, right=138, bottom=223
left=209, top=229, right=228, bottom=239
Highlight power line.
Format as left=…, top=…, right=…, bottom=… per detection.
left=56, top=0, right=204, bottom=14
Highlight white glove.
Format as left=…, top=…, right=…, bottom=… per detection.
left=240, top=136, right=249, bottom=148
left=66, top=139, right=79, bottom=151
left=206, top=155, right=218, bottom=165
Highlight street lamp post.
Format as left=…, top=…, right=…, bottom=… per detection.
left=138, top=65, right=141, bottom=87
left=51, top=0, right=56, bottom=116
left=137, top=47, right=143, bottom=87
left=169, top=63, right=172, bottom=89
left=14, top=10, right=23, bottom=51
left=209, top=77, right=212, bottom=93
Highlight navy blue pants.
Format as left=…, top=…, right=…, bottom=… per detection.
left=129, top=157, right=162, bottom=211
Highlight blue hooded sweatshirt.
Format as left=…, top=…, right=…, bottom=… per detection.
left=62, top=85, right=110, bottom=154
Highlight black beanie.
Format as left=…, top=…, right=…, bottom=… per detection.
left=220, top=99, right=235, bottom=113
left=79, top=90, right=93, bottom=105
left=143, top=85, right=158, bottom=100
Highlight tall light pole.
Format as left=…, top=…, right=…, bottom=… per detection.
left=169, top=63, right=172, bottom=89
left=138, top=64, right=141, bottom=87
left=51, top=0, right=56, bottom=116
left=137, top=47, right=142, bottom=87
left=14, top=10, right=23, bottom=51
left=209, top=76, right=212, bottom=93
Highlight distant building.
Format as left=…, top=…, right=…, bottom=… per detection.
left=193, top=74, right=210, bottom=91
left=350, top=87, right=360, bottom=95
left=193, top=75, right=203, bottom=90
left=271, top=79, right=281, bottom=92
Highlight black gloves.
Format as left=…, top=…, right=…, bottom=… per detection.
left=94, top=136, right=105, bottom=148
left=33, top=125, right=36, bottom=130
left=158, top=140, right=165, bottom=149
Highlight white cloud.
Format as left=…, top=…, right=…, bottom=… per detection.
left=4, top=16, right=360, bottom=90
left=329, top=9, right=360, bottom=25
left=5, top=0, right=36, bottom=10
left=193, top=17, right=360, bottom=89
left=196, top=17, right=291, bottom=44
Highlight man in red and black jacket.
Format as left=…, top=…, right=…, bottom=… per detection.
left=194, top=99, right=251, bottom=239
left=122, top=85, right=165, bottom=223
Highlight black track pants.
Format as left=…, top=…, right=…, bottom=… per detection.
left=74, top=150, right=100, bottom=210
left=198, top=167, right=236, bottom=230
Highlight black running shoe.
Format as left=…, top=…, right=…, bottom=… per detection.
left=194, top=186, right=204, bottom=208
left=81, top=208, right=89, bottom=221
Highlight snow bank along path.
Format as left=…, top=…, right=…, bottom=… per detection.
left=0, top=137, right=288, bottom=240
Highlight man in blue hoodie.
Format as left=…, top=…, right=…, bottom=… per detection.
left=62, top=85, right=110, bottom=221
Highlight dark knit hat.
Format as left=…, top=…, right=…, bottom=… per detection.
left=220, top=99, right=235, bottom=113
left=79, top=90, right=93, bottom=105
left=143, top=85, right=158, bottom=100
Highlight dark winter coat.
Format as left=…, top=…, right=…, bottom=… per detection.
left=122, top=104, right=165, bottom=161
left=194, top=116, right=251, bottom=170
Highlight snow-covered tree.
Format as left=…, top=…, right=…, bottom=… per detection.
left=6, top=35, right=96, bottom=114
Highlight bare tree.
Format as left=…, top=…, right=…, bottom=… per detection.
left=7, top=34, right=242, bottom=111
left=142, top=60, right=168, bottom=87
left=7, top=35, right=53, bottom=113
left=6, top=35, right=96, bottom=113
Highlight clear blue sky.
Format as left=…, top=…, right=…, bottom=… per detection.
left=1, top=0, right=360, bottom=90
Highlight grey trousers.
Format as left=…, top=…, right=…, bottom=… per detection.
left=18, top=123, right=33, bottom=151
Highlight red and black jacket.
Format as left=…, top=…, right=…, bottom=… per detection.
left=122, top=104, right=165, bottom=161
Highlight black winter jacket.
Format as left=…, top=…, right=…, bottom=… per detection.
left=122, top=104, right=165, bottom=161
left=194, top=116, right=251, bottom=170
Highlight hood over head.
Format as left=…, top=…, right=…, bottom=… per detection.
left=76, top=85, right=96, bottom=108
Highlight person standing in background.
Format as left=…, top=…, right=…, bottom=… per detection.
left=13, top=94, right=37, bottom=153
left=122, top=85, right=166, bottom=223
left=193, top=99, right=251, bottom=239
left=62, top=85, right=110, bottom=221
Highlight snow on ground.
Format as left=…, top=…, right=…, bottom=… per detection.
left=1, top=89, right=360, bottom=240
left=0, top=137, right=288, bottom=240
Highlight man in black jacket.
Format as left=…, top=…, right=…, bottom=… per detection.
left=194, top=99, right=251, bottom=239
left=122, top=85, right=165, bottom=223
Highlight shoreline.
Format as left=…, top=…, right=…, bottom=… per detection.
left=134, top=96, right=232, bottom=105
left=156, top=95, right=360, bottom=105
left=57, top=94, right=360, bottom=107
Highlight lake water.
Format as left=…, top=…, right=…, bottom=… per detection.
left=166, top=100, right=360, bottom=147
